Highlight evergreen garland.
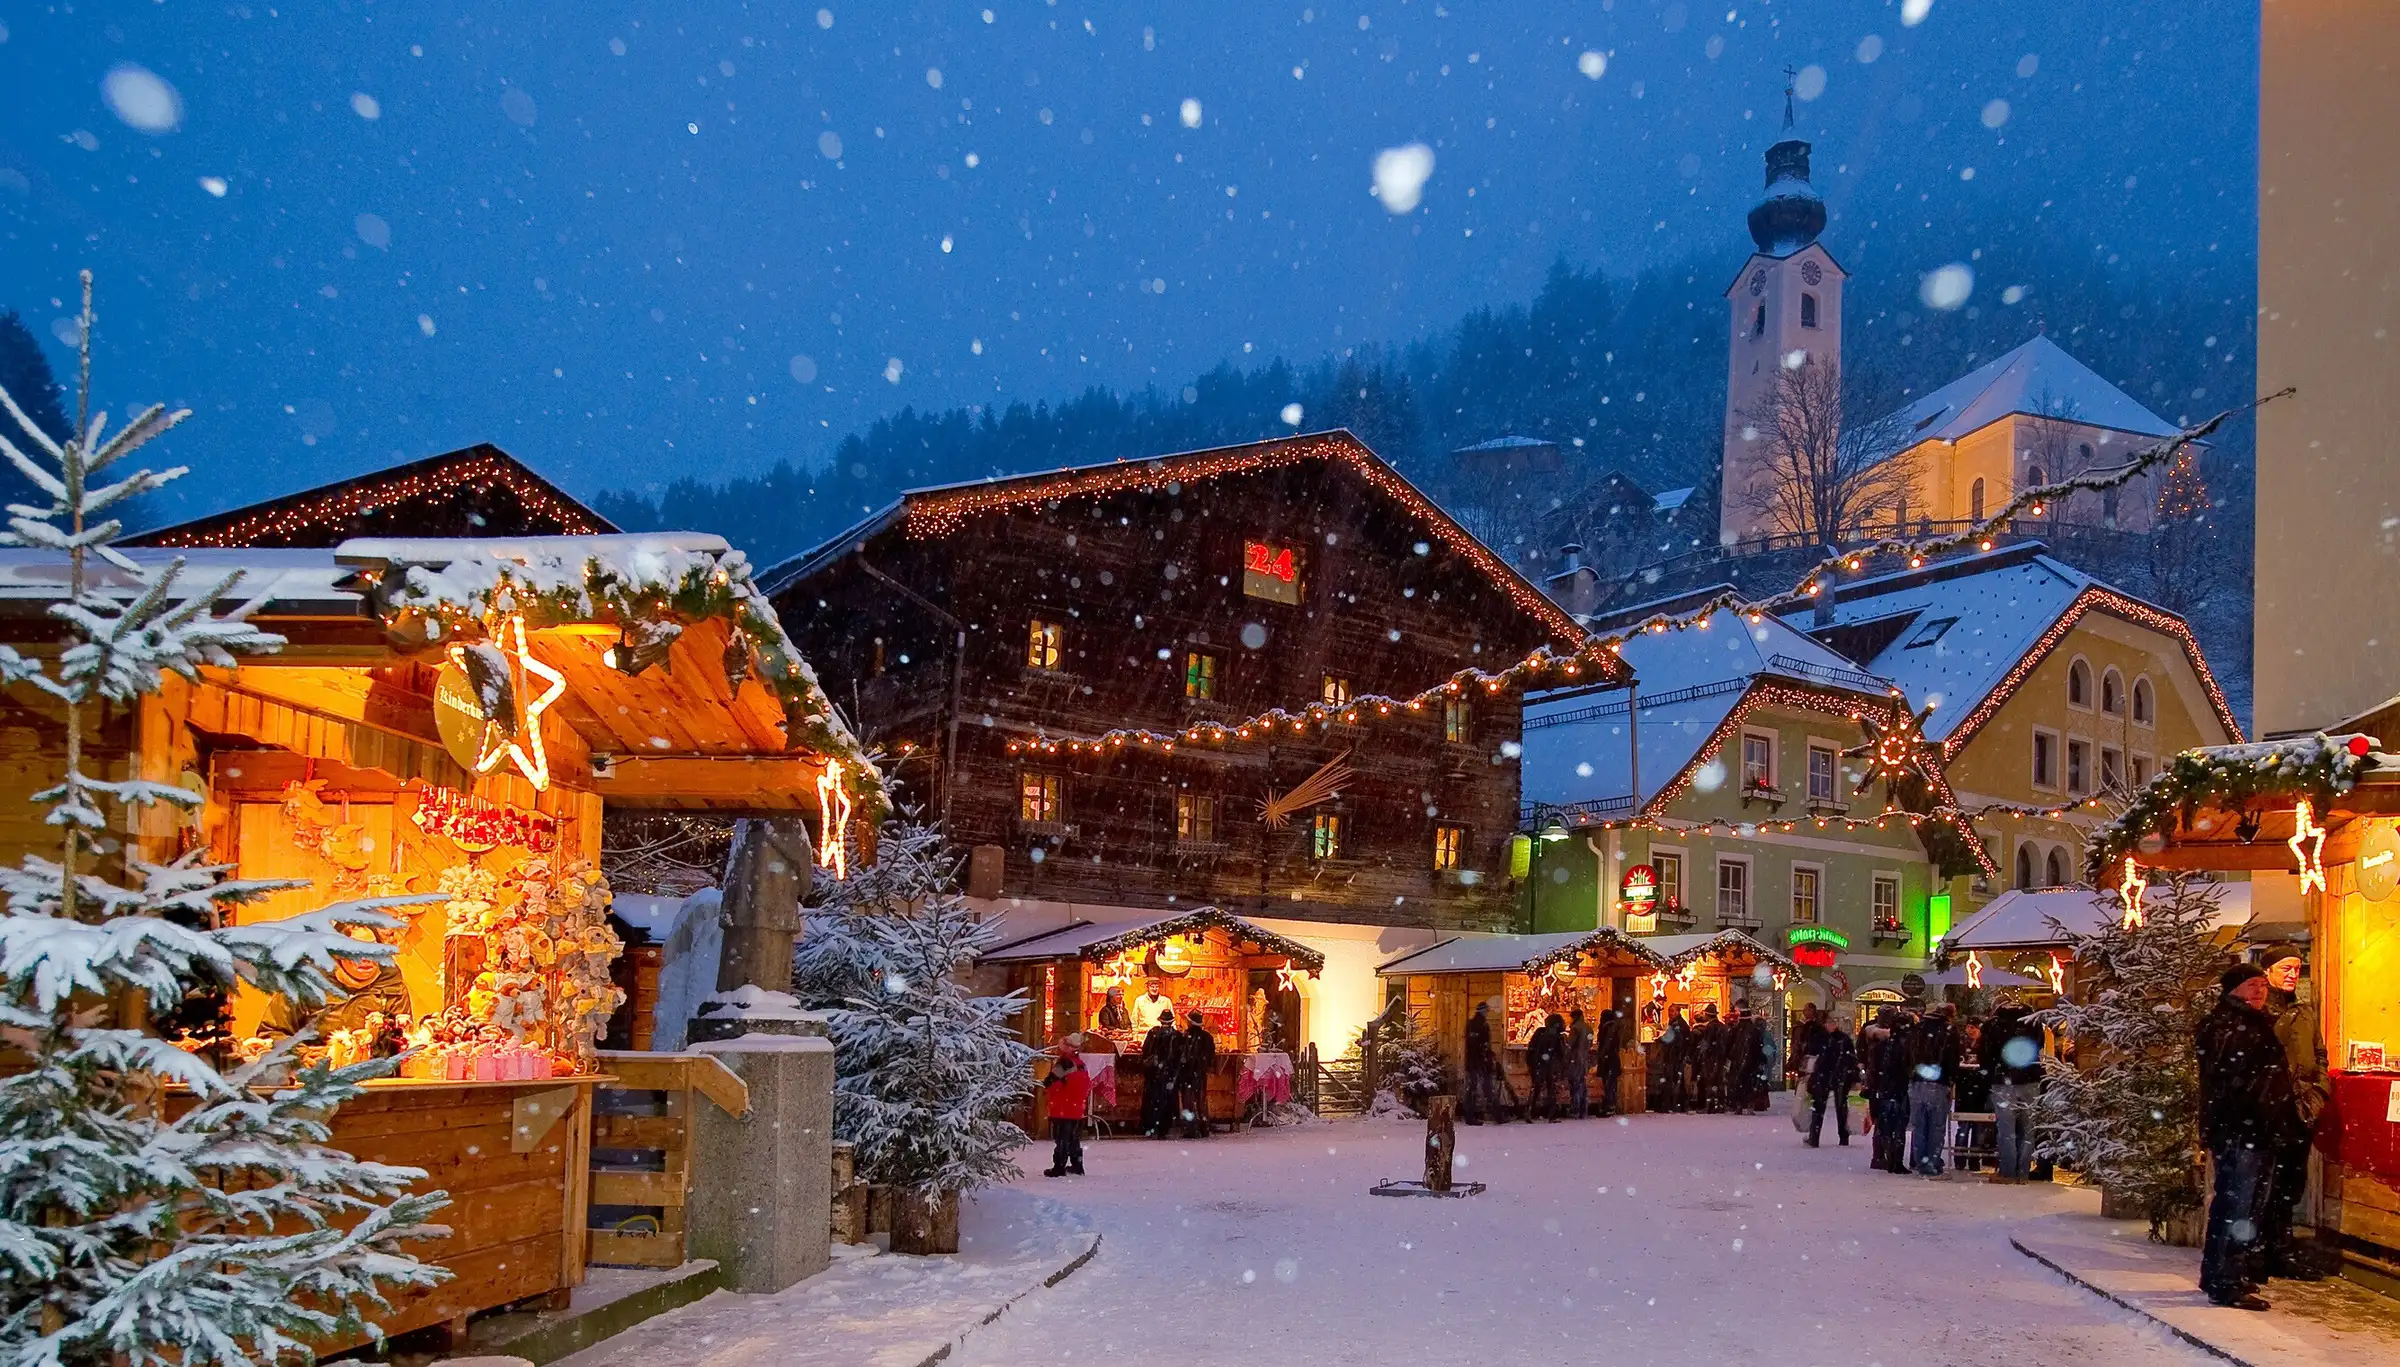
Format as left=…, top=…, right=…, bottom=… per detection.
left=2084, top=733, right=2372, bottom=882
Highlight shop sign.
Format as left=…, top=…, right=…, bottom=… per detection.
left=1787, top=924, right=1848, bottom=969
left=1900, top=972, right=1927, bottom=1002
left=2360, top=821, right=2400, bottom=902
left=1621, top=864, right=1659, bottom=911
left=1148, top=941, right=1194, bottom=976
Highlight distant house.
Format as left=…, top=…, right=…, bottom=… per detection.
left=1518, top=593, right=1944, bottom=998
left=130, top=443, right=614, bottom=548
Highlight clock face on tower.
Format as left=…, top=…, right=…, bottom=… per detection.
left=1749, top=269, right=1766, bottom=296
left=1801, top=259, right=1823, bottom=285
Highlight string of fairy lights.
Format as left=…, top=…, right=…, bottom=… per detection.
left=994, top=396, right=2275, bottom=788
left=139, top=451, right=611, bottom=548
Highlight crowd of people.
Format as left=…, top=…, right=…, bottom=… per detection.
left=1038, top=1004, right=1224, bottom=1178
left=1644, top=1000, right=1777, bottom=1114
left=1783, top=999, right=2051, bottom=1181
left=1460, top=1002, right=1636, bottom=1123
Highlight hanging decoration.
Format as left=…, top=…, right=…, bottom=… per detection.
left=1965, top=951, right=1985, bottom=990
left=1258, top=747, right=1355, bottom=829
left=815, top=759, right=855, bottom=880
left=2289, top=797, right=2329, bottom=896
left=410, top=783, right=558, bottom=853
left=1847, top=700, right=1941, bottom=797
left=2083, top=732, right=2373, bottom=882
left=432, top=615, right=566, bottom=791
left=2046, top=952, right=2068, bottom=996
left=2117, top=856, right=2147, bottom=929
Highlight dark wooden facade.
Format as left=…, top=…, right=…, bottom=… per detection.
left=768, top=431, right=1614, bottom=932
left=129, top=443, right=613, bottom=549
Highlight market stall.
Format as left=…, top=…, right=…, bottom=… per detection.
left=1945, top=885, right=2254, bottom=1005
left=2088, top=734, right=2400, bottom=1287
left=1377, top=928, right=1666, bottom=1112
left=985, top=906, right=1323, bottom=1128
left=0, top=531, right=875, bottom=1349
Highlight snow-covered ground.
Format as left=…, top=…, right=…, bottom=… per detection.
left=955, top=1110, right=2218, bottom=1367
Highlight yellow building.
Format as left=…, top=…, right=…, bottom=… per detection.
left=1883, top=336, right=2181, bottom=534
left=1806, top=545, right=2241, bottom=912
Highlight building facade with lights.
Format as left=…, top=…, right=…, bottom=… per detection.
left=1519, top=591, right=1949, bottom=1006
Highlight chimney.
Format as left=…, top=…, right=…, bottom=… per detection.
left=1561, top=542, right=1585, bottom=573
left=1549, top=543, right=1598, bottom=619
left=1813, top=551, right=1839, bottom=628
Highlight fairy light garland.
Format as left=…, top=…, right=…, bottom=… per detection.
left=138, top=450, right=610, bottom=549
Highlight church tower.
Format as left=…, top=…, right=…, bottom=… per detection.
left=1719, top=94, right=1847, bottom=547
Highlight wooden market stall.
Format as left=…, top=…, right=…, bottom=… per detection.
left=985, top=906, right=1324, bottom=1129
left=0, top=529, right=876, bottom=1349
left=1946, top=885, right=2256, bottom=1008
left=2097, top=734, right=2400, bottom=1291
left=1377, top=928, right=1667, bottom=1114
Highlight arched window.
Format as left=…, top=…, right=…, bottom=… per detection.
left=2102, top=487, right=2121, bottom=528
left=2016, top=844, right=2037, bottom=891
left=1753, top=302, right=1767, bottom=337
left=2132, top=677, right=2155, bottom=726
left=2068, top=658, right=2093, bottom=709
left=2078, top=442, right=2094, bottom=464
left=1801, top=293, right=1819, bottom=328
left=2046, top=847, right=2070, bottom=888
left=1970, top=478, right=1985, bottom=521
left=2102, top=668, right=2126, bottom=716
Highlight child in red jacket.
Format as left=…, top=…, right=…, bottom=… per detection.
left=1043, top=1044, right=1091, bottom=1177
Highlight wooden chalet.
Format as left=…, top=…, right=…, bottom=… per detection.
left=128, top=443, right=614, bottom=549
left=765, top=429, right=1621, bottom=934
left=1378, top=927, right=1666, bottom=1111
left=0, top=520, right=871, bottom=1348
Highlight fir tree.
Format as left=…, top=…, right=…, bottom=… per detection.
left=0, top=275, right=449, bottom=1367
left=791, top=820, right=1035, bottom=1199
left=0, top=310, right=70, bottom=515
left=2033, top=872, right=2230, bottom=1240
left=1347, top=1007, right=1449, bottom=1116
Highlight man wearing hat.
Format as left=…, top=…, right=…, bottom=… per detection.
left=2194, top=963, right=2298, bottom=1310
left=2262, top=949, right=2331, bottom=1279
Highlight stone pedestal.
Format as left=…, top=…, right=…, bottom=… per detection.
left=685, top=1035, right=836, bottom=1292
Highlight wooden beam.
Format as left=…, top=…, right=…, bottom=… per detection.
left=589, top=754, right=824, bottom=808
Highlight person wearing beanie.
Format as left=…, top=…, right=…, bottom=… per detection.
left=2193, top=961, right=2297, bottom=1310
left=2261, top=949, right=2332, bottom=1280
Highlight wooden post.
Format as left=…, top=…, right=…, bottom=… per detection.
left=1424, top=1095, right=1457, bottom=1193
left=1361, top=1013, right=1382, bottom=1107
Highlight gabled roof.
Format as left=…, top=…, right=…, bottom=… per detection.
left=979, top=905, right=1326, bottom=972
left=1373, top=928, right=1666, bottom=977
left=1521, top=595, right=1895, bottom=819
left=129, top=443, right=615, bottom=549
left=760, top=429, right=1590, bottom=647
left=1888, top=336, right=2179, bottom=446
left=1636, top=929, right=1802, bottom=975
left=1948, top=884, right=2252, bottom=950
left=1793, top=543, right=2242, bottom=753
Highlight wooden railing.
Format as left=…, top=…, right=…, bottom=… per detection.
left=585, top=1052, right=750, bottom=1268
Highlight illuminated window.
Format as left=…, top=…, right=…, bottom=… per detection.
left=1322, top=675, right=1352, bottom=705
left=1807, top=744, right=1838, bottom=803
left=1716, top=857, right=1750, bottom=922
left=1184, top=650, right=1218, bottom=700
left=1242, top=539, right=1302, bottom=605
left=1019, top=772, right=1063, bottom=823
left=1872, top=874, right=1901, bottom=931
left=1176, top=793, right=1217, bottom=844
left=1442, top=698, right=1472, bottom=744
left=1026, top=618, right=1063, bottom=669
left=1433, top=823, right=1467, bottom=872
left=1791, top=866, right=1820, bottom=923
left=1311, top=811, right=1346, bottom=860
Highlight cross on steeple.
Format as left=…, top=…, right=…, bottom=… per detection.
left=1782, top=64, right=1798, bottom=130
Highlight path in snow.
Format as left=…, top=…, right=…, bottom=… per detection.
left=955, top=1110, right=2217, bottom=1367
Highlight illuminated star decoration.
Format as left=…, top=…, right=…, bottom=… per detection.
left=1965, top=951, right=1985, bottom=990
left=1274, top=965, right=1298, bottom=995
left=1675, top=963, right=1698, bottom=991
left=2046, top=952, right=2067, bottom=996
left=815, top=760, right=856, bottom=881
left=454, top=615, right=566, bottom=791
left=1846, top=699, right=1942, bottom=798
left=2118, top=856, right=2147, bottom=929
left=2289, top=798, right=2328, bottom=896
left=1648, top=971, right=1669, bottom=998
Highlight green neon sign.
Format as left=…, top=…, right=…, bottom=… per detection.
left=1927, top=891, right=1954, bottom=943
left=1787, top=926, right=1851, bottom=949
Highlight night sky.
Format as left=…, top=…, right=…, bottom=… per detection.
left=1, top=0, right=2253, bottom=522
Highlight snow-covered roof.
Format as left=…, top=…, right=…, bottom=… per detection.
left=1522, top=602, right=1892, bottom=816
left=980, top=906, right=1327, bottom=972
left=1946, top=883, right=2253, bottom=950
left=1889, top=336, right=2179, bottom=446
left=1801, top=543, right=2238, bottom=749
left=1652, top=487, right=1695, bottom=512
left=1454, top=435, right=1556, bottom=452
left=0, top=546, right=362, bottom=615
left=1636, top=929, right=1802, bottom=974
left=1374, top=928, right=1667, bottom=977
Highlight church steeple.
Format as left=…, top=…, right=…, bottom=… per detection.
left=1747, top=70, right=1826, bottom=257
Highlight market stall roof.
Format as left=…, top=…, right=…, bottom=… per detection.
left=1636, top=929, right=1803, bottom=975
left=1947, top=884, right=2253, bottom=950
left=1374, top=929, right=1665, bottom=977
left=2086, top=734, right=2400, bottom=877
left=980, top=906, right=1327, bottom=973
left=0, top=535, right=879, bottom=812
left=1857, top=964, right=2046, bottom=993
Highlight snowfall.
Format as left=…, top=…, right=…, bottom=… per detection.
left=568, top=1108, right=2221, bottom=1367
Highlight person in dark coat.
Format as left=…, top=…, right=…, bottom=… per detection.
left=1140, top=1011, right=1182, bottom=1138
left=2262, top=952, right=2331, bottom=1280
left=1983, top=1004, right=2048, bottom=1182
left=1904, top=1002, right=1963, bottom=1176
left=2196, top=964, right=2297, bottom=1310
left=1727, top=1001, right=1769, bottom=1112
left=1806, top=1019, right=1860, bottom=1147
left=1655, top=1006, right=1691, bottom=1112
left=1593, top=1007, right=1626, bottom=1118
left=1527, top=1013, right=1567, bottom=1121
left=1177, top=1013, right=1217, bottom=1138
left=1564, top=1008, right=1595, bottom=1119
left=1463, top=1002, right=1503, bottom=1125
left=1692, top=1004, right=1726, bottom=1113
left=1793, top=1003, right=1829, bottom=1090
left=1868, top=1008, right=1915, bottom=1174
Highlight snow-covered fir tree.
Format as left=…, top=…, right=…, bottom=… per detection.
left=791, top=819, right=1035, bottom=1197
left=1349, top=1007, right=1449, bottom=1116
left=2034, top=872, right=2231, bottom=1238
left=0, top=276, right=450, bottom=1367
